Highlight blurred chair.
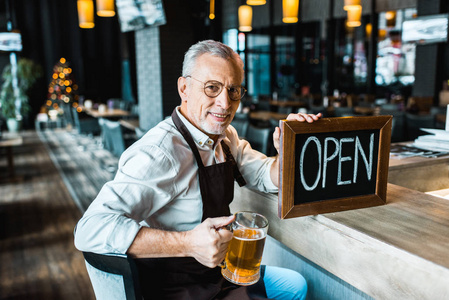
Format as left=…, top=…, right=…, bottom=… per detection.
left=381, top=103, right=400, bottom=111
left=72, top=107, right=101, bottom=135
left=277, top=106, right=293, bottom=114
left=83, top=252, right=141, bottom=300
left=246, top=124, right=271, bottom=155
left=99, top=118, right=136, bottom=157
left=334, top=106, right=355, bottom=117
left=135, top=127, right=147, bottom=139
left=379, top=109, right=406, bottom=142
left=430, top=106, right=447, bottom=129
left=308, top=105, right=328, bottom=117
left=61, top=103, right=74, bottom=127
left=407, top=96, right=433, bottom=114
left=231, top=112, right=250, bottom=138
left=405, top=113, right=435, bottom=141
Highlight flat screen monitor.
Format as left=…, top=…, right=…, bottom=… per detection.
left=402, top=14, right=449, bottom=45
left=0, top=32, right=22, bottom=52
left=116, top=0, right=166, bottom=33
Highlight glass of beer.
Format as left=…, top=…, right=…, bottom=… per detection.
left=221, top=211, right=269, bottom=286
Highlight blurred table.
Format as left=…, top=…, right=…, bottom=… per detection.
left=81, top=107, right=130, bottom=118
left=353, top=106, right=376, bottom=115
left=119, top=118, right=139, bottom=131
left=250, top=111, right=288, bottom=122
left=269, top=100, right=307, bottom=108
left=0, top=134, right=23, bottom=181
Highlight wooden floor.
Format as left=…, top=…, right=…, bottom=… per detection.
left=0, top=131, right=95, bottom=299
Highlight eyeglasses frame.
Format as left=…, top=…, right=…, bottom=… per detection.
left=185, top=75, right=247, bottom=101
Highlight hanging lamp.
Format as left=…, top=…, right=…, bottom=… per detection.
left=247, top=0, right=266, bottom=5
left=209, top=0, right=215, bottom=20
left=77, top=0, right=95, bottom=29
left=365, top=23, right=372, bottom=38
left=283, top=0, right=299, bottom=24
left=343, top=0, right=361, bottom=11
left=96, top=0, right=115, bottom=17
left=346, top=6, right=362, bottom=27
left=385, top=11, right=396, bottom=27
left=238, top=5, right=253, bottom=32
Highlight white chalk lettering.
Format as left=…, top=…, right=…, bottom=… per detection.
left=337, top=138, right=354, bottom=186
left=298, top=134, right=375, bottom=191
left=322, top=137, right=339, bottom=188
left=353, top=133, right=374, bottom=183
left=300, top=136, right=321, bottom=191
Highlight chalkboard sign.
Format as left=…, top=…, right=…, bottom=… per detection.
left=279, top=116, right=392, bottom=219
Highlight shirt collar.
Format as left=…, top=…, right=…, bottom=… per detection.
left=175, top=107, right=225, bottom=148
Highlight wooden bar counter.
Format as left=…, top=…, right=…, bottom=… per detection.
left=230, top=183, right=449, bottom=299
left=389, top=148, right=449, bottom=192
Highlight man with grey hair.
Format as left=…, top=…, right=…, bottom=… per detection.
left=75, top=40, right=321, bottom=299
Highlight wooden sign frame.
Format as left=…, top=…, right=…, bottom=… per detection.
left=279, top=116, right=392, bottom=219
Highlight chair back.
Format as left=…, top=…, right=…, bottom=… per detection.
left=334, top=106, right=355, bottom=117
left=231, top=113, right=250, bottom=138
left=83, top=252, right=142, bottom=300
left=246, top=124, right=271, bottom=155
left=72, top=107, right=101, bottom=135
left=61, top=103, right=74, bottom=127
left=308, top=106, right=328, bottom=117
left=99, top=118, right=126, bottom=157
left=379, top=110, right=405, bottom=142
left=405, top=113, right=435, bottom=141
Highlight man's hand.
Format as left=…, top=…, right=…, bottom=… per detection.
left=185, top=216, right=235, bottom=268
left=270, top=112, right=322, bottom=187
left=272, top=112, right=322, bottom=153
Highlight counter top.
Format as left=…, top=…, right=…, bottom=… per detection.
left=230, top=183, right=449, bottom=299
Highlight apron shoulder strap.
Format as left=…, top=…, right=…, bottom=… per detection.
left=221, top=141, right=247, bottom=187
left=171, top=109, right=205, bottom=168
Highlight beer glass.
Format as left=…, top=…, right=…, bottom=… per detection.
left=221, top=211, right=269, bottom=286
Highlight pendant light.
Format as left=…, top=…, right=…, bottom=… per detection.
left=283, top=0, right=299, bottom=24
left=365, top=23, right=372, bottom=38
left=247, top=0, right=266, bottom=5
left=77, top=0, right=95, bottom=29
left=96, top=0, right=115, bottom=17
left=239, top=5, right=253, bottom=32
left=346, top=6, right=362, bottom=27
left=343, top=0, right=361, bottom=11
left=385, top=11, right=396, bottom=27
left=209, top=0, right=215, bottom=20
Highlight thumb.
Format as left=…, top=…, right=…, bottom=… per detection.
left=207, top=215, right=235, bottom=230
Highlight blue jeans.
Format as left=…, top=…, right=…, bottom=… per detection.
left=263, top=266, right=308, bottom=300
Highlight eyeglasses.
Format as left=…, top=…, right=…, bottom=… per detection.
left=185, top=76, right=246, bottom=101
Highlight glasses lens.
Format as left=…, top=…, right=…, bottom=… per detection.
left=228, top=87, right=242, bottom=101
left=204, top=81, right=223, bottom=97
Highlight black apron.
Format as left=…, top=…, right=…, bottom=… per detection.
left=135, top=110, right=268, bottom=300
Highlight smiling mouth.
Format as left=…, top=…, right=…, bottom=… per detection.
left=209, top=112, right=228, bottom=119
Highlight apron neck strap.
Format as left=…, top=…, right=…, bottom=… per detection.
left=171, top=109, right=205, bottom=168
left=171, top=109, right=246, bottom=187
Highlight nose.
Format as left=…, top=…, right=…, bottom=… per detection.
left=215, top=88, right=232, bottom=110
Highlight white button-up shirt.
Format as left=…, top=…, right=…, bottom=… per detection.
left=74, top=108, right=277, bottom=254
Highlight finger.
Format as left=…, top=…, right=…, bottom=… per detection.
left=216, top=227, right=233, bottom=242
left=206, top=215, right=235, bottom=230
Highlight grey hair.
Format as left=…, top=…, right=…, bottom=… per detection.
left=181, top=40, right=244, bottom=78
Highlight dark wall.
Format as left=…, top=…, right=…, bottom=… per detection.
left=159, top=0, right=222, bottom=117
left=0, top=0, right=124, bottom=126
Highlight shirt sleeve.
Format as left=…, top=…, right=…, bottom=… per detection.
left=226, top=126, right=278, bottom=193
left=74, top=143, right=178, bottom=254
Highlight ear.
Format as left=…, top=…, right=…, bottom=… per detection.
left=177, top=76, right=189, bottom=103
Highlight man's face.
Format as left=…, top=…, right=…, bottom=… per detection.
left=179, top=54, right=243, bottom=140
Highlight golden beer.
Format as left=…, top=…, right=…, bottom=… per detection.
left=221, top=212, right=268, bottom=286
